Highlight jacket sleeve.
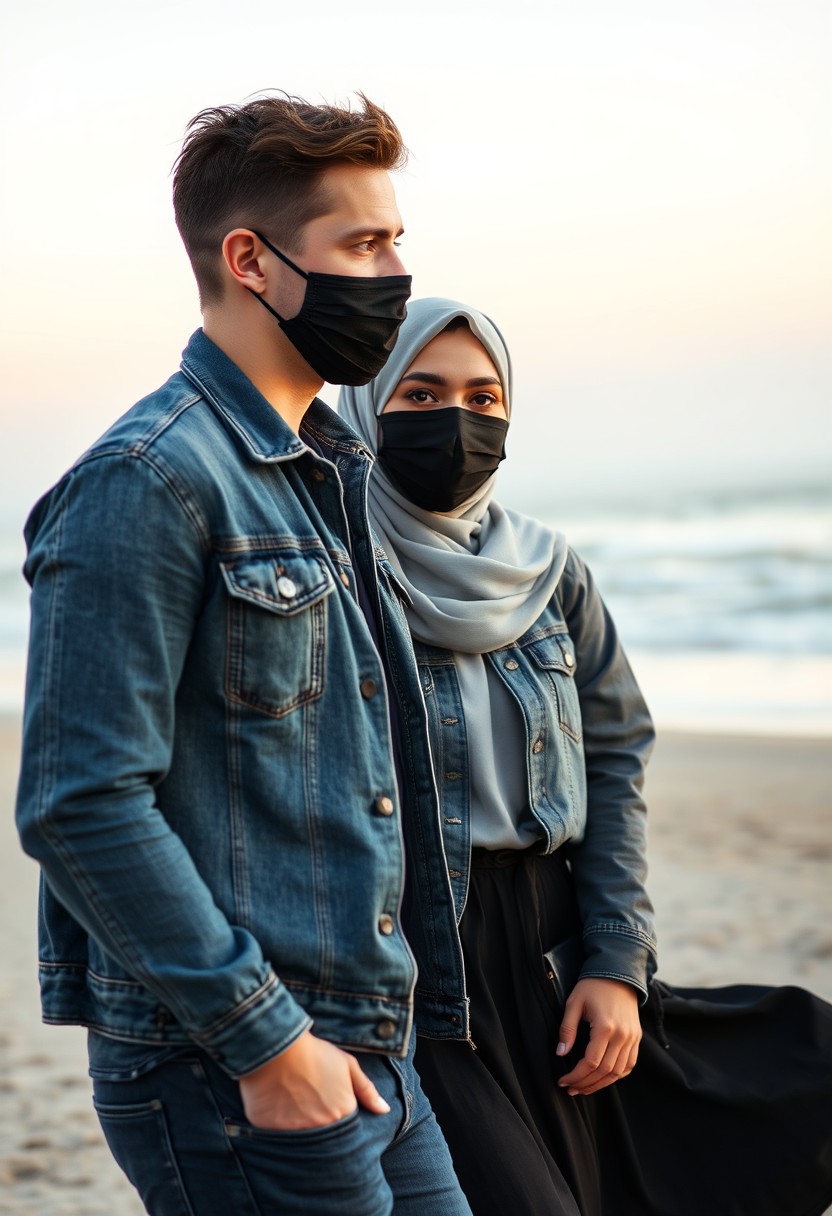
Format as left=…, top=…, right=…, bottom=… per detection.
left=558, top=547, right=658, bottom=1000
left=15, top=451, right=311, bottom=1077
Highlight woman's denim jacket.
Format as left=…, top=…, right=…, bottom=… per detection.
left=412, top=548, right=658, bottom=1015
left=15, top=331, right=468, bottom=1079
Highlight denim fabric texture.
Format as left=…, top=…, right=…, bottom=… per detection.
left=413, top=548, right=658, bottom=1007
left=91, top=1035, right=472, bottom=1215
left=15, top=329, right=467, bottom=1078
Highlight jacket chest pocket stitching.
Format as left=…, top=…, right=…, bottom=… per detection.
left=524, top=635, right=583, bottom=743
left=221, top=553, right=335, bottom=718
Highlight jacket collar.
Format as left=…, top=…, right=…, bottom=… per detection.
left=180, top=329, right=372, bottom=464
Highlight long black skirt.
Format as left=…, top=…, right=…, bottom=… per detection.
left=414, top=848, right=832, bottom=1216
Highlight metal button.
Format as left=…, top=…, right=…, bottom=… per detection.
left=276, top=576, right=297, bottom=599
left=310, top=467, right=326, bottom=483
left=374, top=795, right=394, bottom=817
left=532, top=739, right=544, bottom=754
left=564, top=652, right=574, bottom=668
left=377, top=1019, right=397, bottom=1040
left=339, top=570, right=350, bottom=587
left=378, top=914, right=395, bottom=936
left=360, top=678, right=378, bottom=699
left=504, top=659, right=519, bottom=671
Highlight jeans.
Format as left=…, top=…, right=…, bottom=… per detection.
left=92, top=1039, right=473, bottom=1215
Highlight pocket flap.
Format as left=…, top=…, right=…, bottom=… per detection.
left=221, top=553, right=334, bottom=616
left=526, top=632, right=576, bottom=676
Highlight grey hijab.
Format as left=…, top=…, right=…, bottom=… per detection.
left=338, top=297, right=567, bottom=653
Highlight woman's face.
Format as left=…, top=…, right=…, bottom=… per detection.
left=382, top=325, right=506, bottom=419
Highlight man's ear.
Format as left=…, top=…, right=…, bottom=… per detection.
left=221, top=229, right=268, bottom=294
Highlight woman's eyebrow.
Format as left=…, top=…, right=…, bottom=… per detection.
left=398, top=373, right=501, bottom=388
left=399, top=372, right=446, bottom=386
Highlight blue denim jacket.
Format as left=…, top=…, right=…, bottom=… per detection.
left=15, top=330, right=465, bottom=1078
left=413, top=549, right=658, bottom=1006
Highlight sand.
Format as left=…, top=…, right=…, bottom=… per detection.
left=1, top=712, right=830, bottom=1215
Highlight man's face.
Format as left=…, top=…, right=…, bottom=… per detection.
left=265, top=164, right=406, bottom=321
left=298, top=163, right=406, bottom=279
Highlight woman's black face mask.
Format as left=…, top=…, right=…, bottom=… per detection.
left=378, top=407, right=508, bottom=512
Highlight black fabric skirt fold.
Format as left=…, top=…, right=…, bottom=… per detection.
left=599, top=980, right=832, bottom=1216
left=414, top=847, right=832, bottom=1216
left=415, top=848, right=603, bottom=1216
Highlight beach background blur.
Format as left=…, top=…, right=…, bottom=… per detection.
left=1, top=0, right=830, bottom=1212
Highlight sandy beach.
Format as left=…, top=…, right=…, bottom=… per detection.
left=1, top=711, right=830, bottom=1214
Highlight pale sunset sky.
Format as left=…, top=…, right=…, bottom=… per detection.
left=1, top=0, right=829, bottom=519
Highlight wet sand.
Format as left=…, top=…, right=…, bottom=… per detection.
left=1, top=714, right=830, bottom=1214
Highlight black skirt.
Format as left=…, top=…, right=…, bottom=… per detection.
left=414, top=848, right=832, bottom=1216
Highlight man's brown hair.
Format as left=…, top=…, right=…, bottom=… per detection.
left=172, top=92, right=407, bottom=305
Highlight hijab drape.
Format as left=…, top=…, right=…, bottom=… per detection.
left=338, top=297, right=567, bottom=653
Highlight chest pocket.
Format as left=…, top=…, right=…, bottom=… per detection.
left=524, top=631, right=583, bottom=743
left=221, top=551, right=335, bottom=718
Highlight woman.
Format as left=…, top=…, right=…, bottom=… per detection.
left=339, top=298, right=832, bottom=1216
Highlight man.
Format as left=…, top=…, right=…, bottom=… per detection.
left=16, top=94, right=472, bottom=1215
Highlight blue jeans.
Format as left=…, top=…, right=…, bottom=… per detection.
left=92, top=1040, right=473, bottom=1215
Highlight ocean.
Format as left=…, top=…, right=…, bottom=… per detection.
left=1, top=478, right=830, bottom=737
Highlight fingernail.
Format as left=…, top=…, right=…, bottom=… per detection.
left=556, top=1042, right=568, bottom=1056
left=378, top=1099, right=391, bottom=1113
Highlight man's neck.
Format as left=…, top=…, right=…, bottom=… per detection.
left=203, top=310, right=324, bottom=436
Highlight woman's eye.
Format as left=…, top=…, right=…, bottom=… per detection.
left=470, top=393, right=499, bottom=408
left=404, top=389, right=437, bottom=405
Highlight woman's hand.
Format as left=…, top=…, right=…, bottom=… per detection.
left=556, top=977, right=642, bottom=1096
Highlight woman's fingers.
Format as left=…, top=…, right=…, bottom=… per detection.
left=556, top=976, right=642, bottom=1095
left=559, top=1027, right=631, bottom=1094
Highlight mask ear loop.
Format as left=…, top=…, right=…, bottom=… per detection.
left=252, top=231, right=309, bottom=279
left=249, top=231, right=309, bottom=325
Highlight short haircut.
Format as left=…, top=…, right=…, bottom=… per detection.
left=172, top=92, right=407, bottom=305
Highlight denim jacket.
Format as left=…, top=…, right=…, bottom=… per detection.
left=413, top=548, right=658, bottom=1008
left=15, top=330, right=465, bottom=1078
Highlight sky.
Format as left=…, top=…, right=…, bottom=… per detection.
left=1, top=0, right=829, bottom=523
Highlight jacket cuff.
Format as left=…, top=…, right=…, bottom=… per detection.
left=579, top=925, right=657, bottom=1004
left=189, top=971, right=313, bottom=1078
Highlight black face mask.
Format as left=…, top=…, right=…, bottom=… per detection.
left=378, top=407, right=508, bottom=512
left=250, top=231, right=412, bottom=386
